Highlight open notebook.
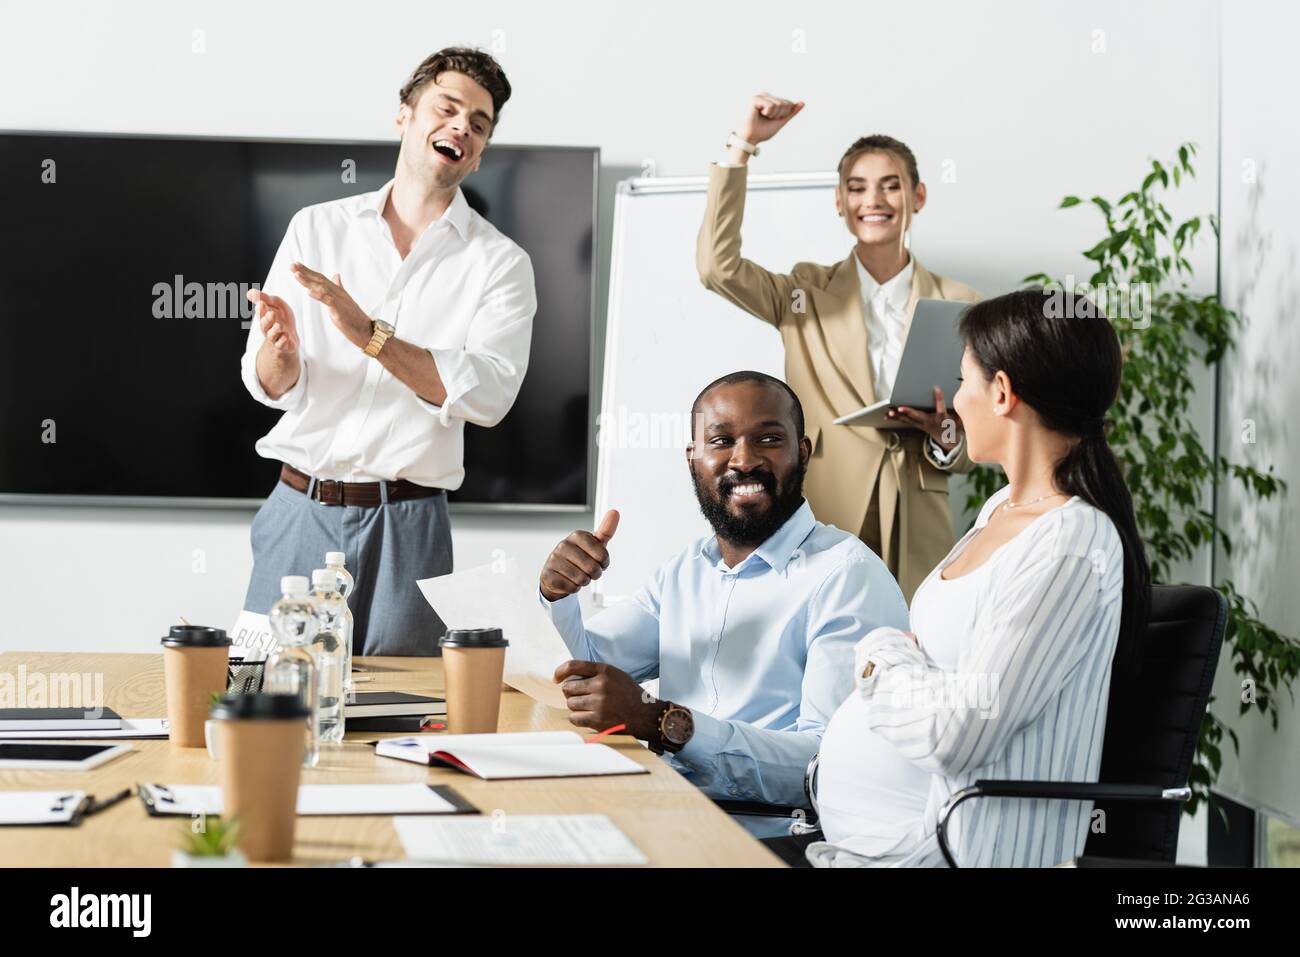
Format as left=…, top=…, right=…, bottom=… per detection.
left=374, top=731, right=649, bottom=780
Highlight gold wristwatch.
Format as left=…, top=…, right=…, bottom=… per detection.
left=363, top=319, right=395, bottom=358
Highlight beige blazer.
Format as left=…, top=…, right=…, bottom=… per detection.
left=696, top=163, right=980, bottom=600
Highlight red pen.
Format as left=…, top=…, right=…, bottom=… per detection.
left=585, top=723, right=626, bottom=743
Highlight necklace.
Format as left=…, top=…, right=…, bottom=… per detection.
left=1001, top=492, right=1066, bottom=514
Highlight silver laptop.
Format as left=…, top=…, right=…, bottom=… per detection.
left=832, top=298, right=971, bottom=430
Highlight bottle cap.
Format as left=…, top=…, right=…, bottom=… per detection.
left=325, top=552, right=346, bottom=566
left=280, top=575, right=309, bottom=595
left=311, top=568, right=336, bottom=587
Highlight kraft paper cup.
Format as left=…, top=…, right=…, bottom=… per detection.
left=161, top=625, right=232, bottom=747
left=439, top=627, right=509, bottom=734
left=211, top=693, right=310, bottom=863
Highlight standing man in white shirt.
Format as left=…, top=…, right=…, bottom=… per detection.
left=240, top=47, right=537, bottom=656
left=697, top=94, right=980, bottom=600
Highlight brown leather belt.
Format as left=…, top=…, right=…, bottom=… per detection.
left=279, top=463, right=445, bottom=507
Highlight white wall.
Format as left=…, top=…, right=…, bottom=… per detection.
left=1213, top=0, right=1300, bottom=827
left=0, top=0, right=1218, bottom=658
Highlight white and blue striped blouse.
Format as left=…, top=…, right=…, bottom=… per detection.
left=809, top=485, right=1125, bottom=867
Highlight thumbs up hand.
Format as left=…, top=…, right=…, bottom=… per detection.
left=539, top=509, right=621, bottom=602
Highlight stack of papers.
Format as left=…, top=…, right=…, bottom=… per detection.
left=394, top=814, right=647, bottom=866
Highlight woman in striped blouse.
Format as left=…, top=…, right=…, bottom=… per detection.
left=807, top=287, right=1150, bottom=867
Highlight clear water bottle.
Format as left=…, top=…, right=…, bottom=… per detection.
left=324, top=551, right=355, bottom=694
left=309, top=568, right=348, bottom=746
left=265, top=575, right=320, bottom=768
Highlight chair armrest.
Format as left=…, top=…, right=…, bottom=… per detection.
left=711, top=799, right=807, bottom=818
left=937, top=780, right=1191, bottom=868
left=710, top=799, right=822, bottom=837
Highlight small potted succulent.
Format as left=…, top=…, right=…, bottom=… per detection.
left=171, top=816, right=246, bottom=868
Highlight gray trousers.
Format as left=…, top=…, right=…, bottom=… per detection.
left=242, top=475, right=453, bottom=656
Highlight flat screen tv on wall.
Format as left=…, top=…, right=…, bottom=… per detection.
left=0, top=132, right=596, bottom=509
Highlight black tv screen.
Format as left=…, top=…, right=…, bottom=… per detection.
left=0, top=132, right=596, bottom=508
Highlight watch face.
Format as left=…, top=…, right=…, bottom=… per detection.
left=375, top=320, right=395, bottom=335
left=662, top=707, right=693, bottom=745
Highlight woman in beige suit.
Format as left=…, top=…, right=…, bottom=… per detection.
left=697, top=94, right=979, bottom=600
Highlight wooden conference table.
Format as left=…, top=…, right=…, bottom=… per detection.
left=0, top=651, right=782, bottom=867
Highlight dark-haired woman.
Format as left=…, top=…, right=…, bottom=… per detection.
left=806, top=287, right=1150, bottom=867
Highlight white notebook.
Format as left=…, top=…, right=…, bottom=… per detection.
left=0, top=718, right=169, bottom=740
left=394, top=814, right=648, bottom=866
left=0, top=708, right=122, bottom=731
left=374, top=731, right=649, bottom=780
left=137, top=782, right=475, bottom=817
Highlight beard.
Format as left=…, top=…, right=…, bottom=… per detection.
left=690, top=458, right=808, bottom=549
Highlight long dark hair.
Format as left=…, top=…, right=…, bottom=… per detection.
left=959, top=288, right=1150, bottom=681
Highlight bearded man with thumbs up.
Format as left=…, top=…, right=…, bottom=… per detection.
left=538, top=371, right=909, bottom=836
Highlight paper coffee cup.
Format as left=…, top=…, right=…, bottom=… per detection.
left=161, top=625, right=232, bottom=747
left=439, top=627, right=509, bottom=734
left=211, top=693, right=310, bottom=863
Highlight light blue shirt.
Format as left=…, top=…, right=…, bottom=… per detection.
left=543, top=500, right=909, bottom=813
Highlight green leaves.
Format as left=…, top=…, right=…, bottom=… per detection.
left=178, top=816, right=242, bottom=857
left=965, top=140, right=1297, bottom=813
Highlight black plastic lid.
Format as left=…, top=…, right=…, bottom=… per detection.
left=209, top=693, right=310, bottom=721
left=162, top=625, right=232, bottom=648
left=439, top=627, right=508, bottom=649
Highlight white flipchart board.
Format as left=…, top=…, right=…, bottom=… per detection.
left=594, top=171, right=848, bottom=605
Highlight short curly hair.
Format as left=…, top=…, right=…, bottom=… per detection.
left=398, top=47, right=512, bottom=135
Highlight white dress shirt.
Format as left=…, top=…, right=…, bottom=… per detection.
left=808, top=487, right=1124, bottom=867
left=240, top=180, right=537, bottom=489
left=856, top=253, right=914, bottom=400
left=542, top=500, right=910, bottom=813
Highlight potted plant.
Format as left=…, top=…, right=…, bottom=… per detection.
left=171, top=816, right=246, bottom=868
left=964, top=142, right=1299, bottom=816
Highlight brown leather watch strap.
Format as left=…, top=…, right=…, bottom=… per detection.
left=650, top=701, right=693, bottom=755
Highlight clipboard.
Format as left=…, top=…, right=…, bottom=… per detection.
left=137, top=782, right=479, bottom=817
left=0, top=790, right=94, bottom=826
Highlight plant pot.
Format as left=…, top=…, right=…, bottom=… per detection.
left=170, top=848, right=248, bottom=868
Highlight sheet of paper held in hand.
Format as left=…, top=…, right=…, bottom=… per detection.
left=417, top=558, right=572, bottom=709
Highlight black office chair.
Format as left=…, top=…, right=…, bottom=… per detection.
left=936, top=583, right=1227, bottom=867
